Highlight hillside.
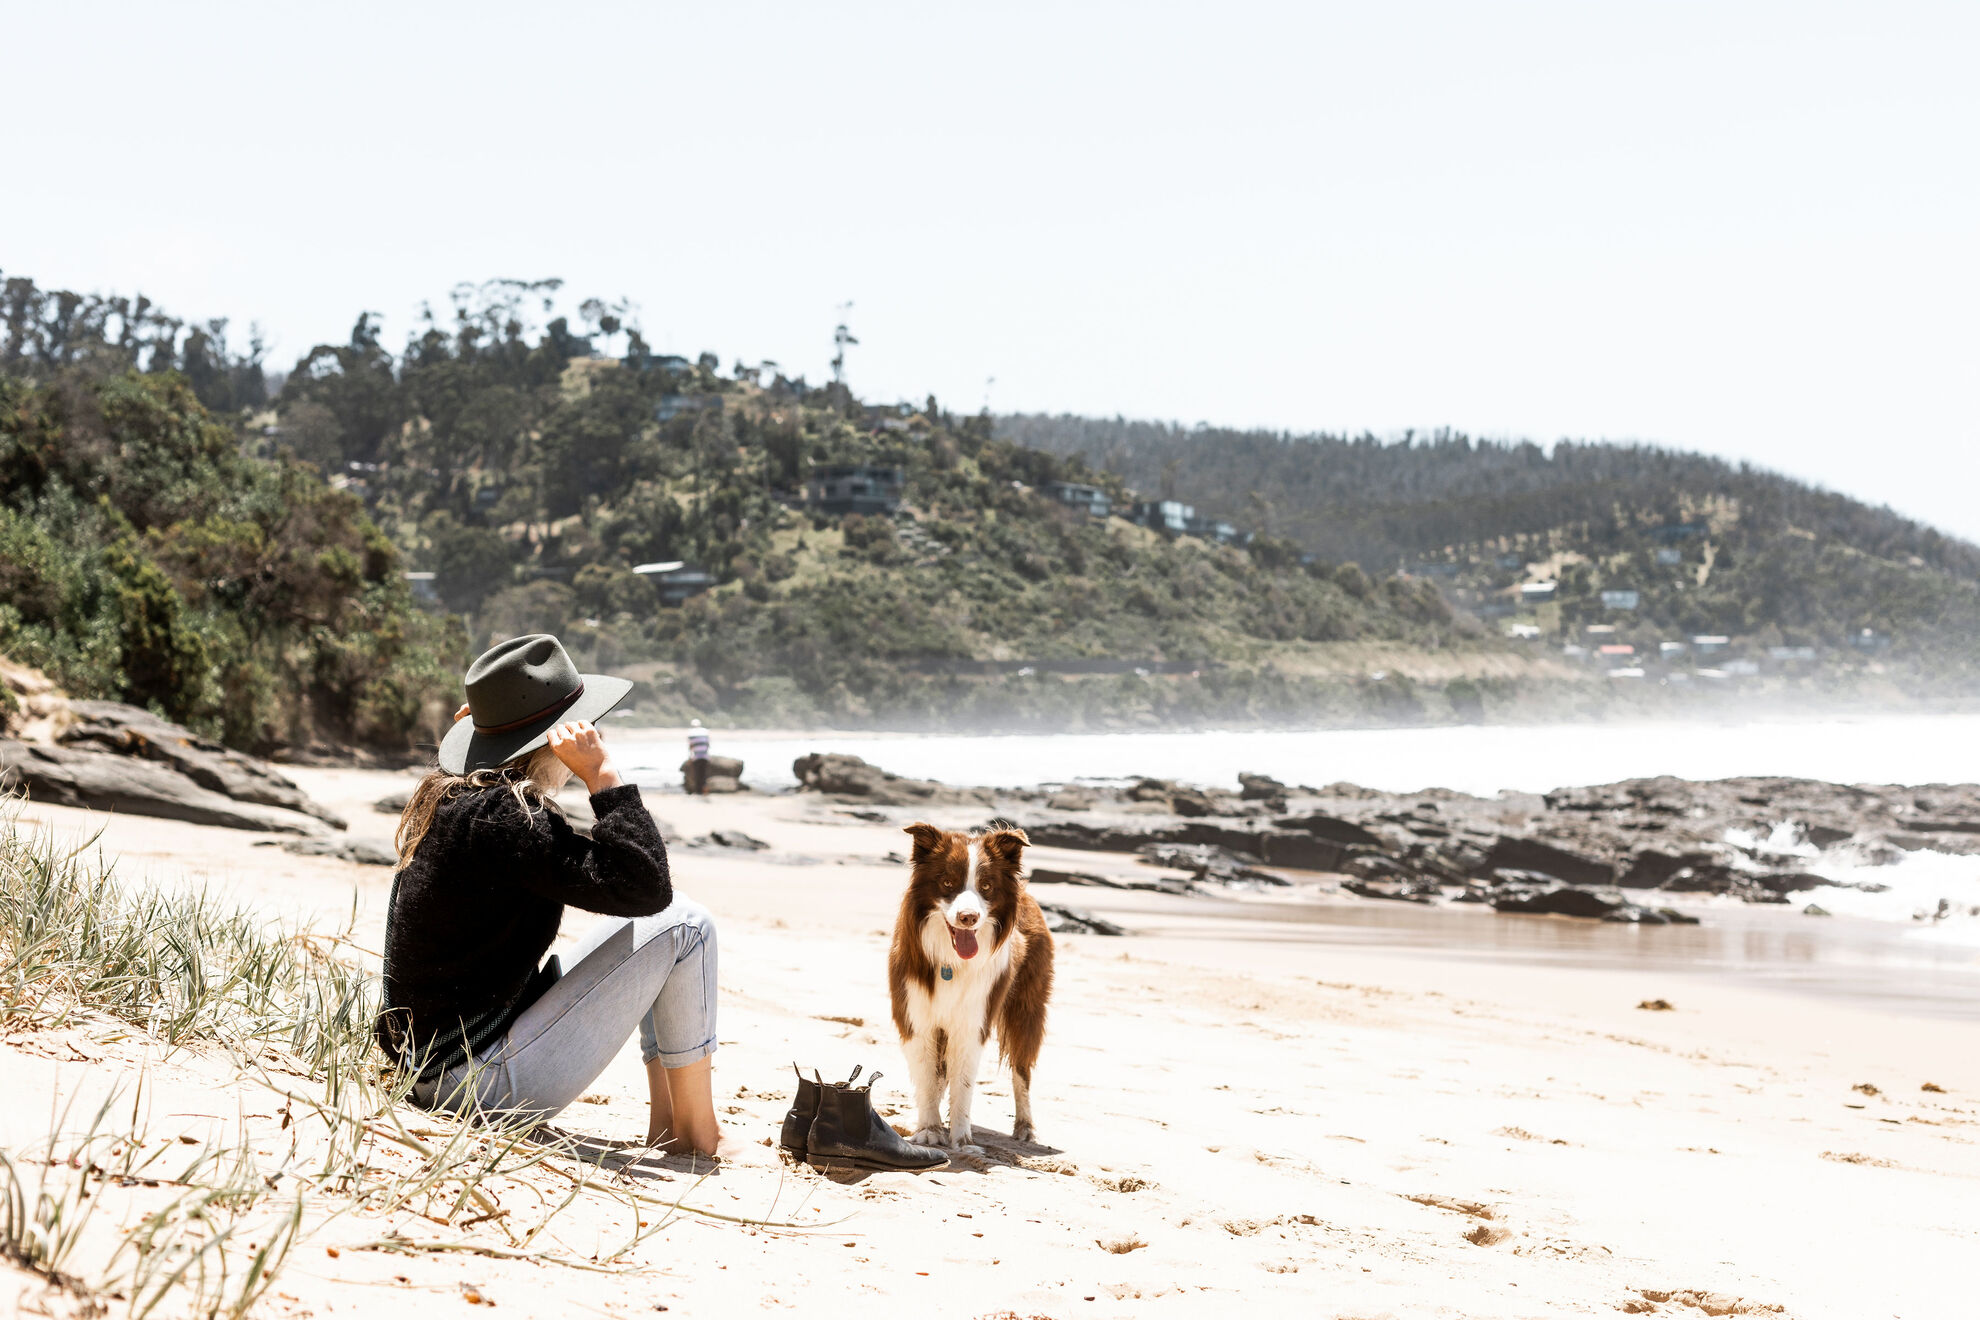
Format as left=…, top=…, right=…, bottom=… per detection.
left=7, top=268, right=1978, bottom=747
left=1003, top=414, right=1980, bottom=681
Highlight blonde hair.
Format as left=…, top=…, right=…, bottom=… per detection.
left=395, top=745, right=571, bottom=867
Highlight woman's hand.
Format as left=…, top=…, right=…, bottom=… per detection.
left=454, top=703, right=471, bottom=722
left=547, top=720, right=623, bottom=794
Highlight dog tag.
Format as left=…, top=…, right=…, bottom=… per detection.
left=940, top=966, right=954, bottom=981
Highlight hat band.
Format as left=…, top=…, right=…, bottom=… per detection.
left=472, top=682, right=586, bottom=735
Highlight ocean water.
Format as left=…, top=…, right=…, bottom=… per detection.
left=613, top=711, right=1980, bottom=797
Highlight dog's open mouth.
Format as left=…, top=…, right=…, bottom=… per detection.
left=948, top=925, right=979, bottom=959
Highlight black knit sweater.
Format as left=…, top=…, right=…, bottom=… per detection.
left=375, top=782, right=672, bottom=1080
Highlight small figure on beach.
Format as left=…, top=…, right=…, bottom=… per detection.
left=375, top=634, right=733, bottom=1157
left=684, top=718, right=711, bottom=795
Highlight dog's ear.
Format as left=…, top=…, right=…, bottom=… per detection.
left=903, top=822, right=945, bottom=860
left=980, top=826, right=1029, bottom=864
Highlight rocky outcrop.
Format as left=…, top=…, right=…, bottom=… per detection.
left=1036, top=902, right=1127, bottom=936
left=278, top=836, right=397, bottom=865
left=793, top=753, right=994, bottom=807
left=64, top=702, right=345, bottom=828
left=1, top=739, right=326, bottom=834
left=1473, top=836, right=1615, bottom=887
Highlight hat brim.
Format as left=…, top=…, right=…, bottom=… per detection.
left=436, top=674, right=635, bottom=775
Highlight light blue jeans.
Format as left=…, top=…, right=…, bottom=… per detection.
left=411, top=898, right=718, bottom=1123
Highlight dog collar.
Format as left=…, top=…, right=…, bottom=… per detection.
left=940, top=965, right=954, bottom=981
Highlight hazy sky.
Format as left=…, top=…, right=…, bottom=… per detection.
left=9, top=2, right=1978, bottom=538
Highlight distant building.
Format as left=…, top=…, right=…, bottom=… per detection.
left=1183, top=514, right=1241, bottom=544
left=1584, top=623, right=1618, bottom=636
left=1852, top=629, right=1891, bottom=651
left=1600, top=589, right=1641, bottom=610
left=402, top=571, right=439, bottom=607
left=624, top=350, right=698, bottom=374
left=1519, top=580, right=1557, bottom=604
left=632, top=561, right=716, bottom=606
left=1046, top=481, right=1111, bottom=518
left=656, top=394, right=722, bottom=423
left=1655, top=547, right=1683, bottom=566
left=1561, top=644, right=1590, bottom=660
left=1607, top=667, right=1646, bottom=679
left=1598, top=644, right=1635, bottom=658
left=1768, top=645, right=1818, bottom=662
left=1506, top=623, right=1541, bottom=640
left=1132, top=500, right=1194, bottom=534
left=1659, top=641, right=1688, bottom=657
left=1692, top=635, right=1730, bottom=653
left=808, top=464, right=905, bottom=516
left=1722, top=658, right=1761, bottom=676
left=862, top=402, right=917, bottom=432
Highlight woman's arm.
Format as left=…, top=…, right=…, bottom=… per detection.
left=503, top=786, right=674, bottom=916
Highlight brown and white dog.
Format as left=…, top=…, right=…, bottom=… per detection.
left=888, top=822, right=1054, bottom=1150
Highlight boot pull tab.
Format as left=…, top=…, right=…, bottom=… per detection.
left=841, top=1064, right=863, bottom=1087
left=863, top=1072, right=883, bottom=1092
left=793, top=1061, right=805, bottom=1084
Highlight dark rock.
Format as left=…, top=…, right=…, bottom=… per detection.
left=678, top=755, right=745, bottom=780
left=1343, top=879, right=1438, bottom=904
left=1909, top=820, right=1980, bottom=834
left=1, top=739, right=326, bottom=835
left=707, top=830, right=771, bottom=851
left=1475, top=836, right=1616, bottom=887
left=1036, top=902, right=1126, bottom=936
left=1619, top=849, right=1719, bottom=889
left=703, top=775, right=745, bottom=794
left=793, top=752, right=988, bottom=807
left=1493, top=887, right=1626, bottom=918
left=1803, top=824, right=1854, bottom=848
left=62, top=701, right=345, bottom=828
left=1030, top=866, right=1194, bottom=895
left=1804, top=904, right=1832, bottom=916
left=277, top=836, right=397, bottom=866
left=1659, top=865, right=1742, bottom=894
left=1237, top=772, right=1287, bottom=801
left=374, top=788, right=412, bottom=814
left=1170, top=787, right=1220, bottom=818
left=1273, top=813, right=1385, bottom=849
left=1128, top=778, right=1176, bottom=803
left=1754, top=872, right=1831, bottom=894
left=1046, top=786, right=1097, bottom=811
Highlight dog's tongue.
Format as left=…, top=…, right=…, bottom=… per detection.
left=949, top=926, right=979, bottom=959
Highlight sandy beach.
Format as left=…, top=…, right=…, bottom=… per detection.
left=5, top=770, right=1978, bottom=1320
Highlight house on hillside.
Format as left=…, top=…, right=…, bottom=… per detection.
left=656, top=395, right=722, bottom=423
left=1131, top=500, right=1194, bottom=534
left=1183, top=514, right=1241, bottom=544
left=1600, top=589, right=1641, bottom=610
left=402, top=571, right=439, bottom=607
left=1519, top=580, right=1557, bottom=605
left=1692, top=635, right=1730, bottom=653
left=633, top=561, right=716, bottom=606
left=624, top=350, right=698, bottom=374
left=1655, top=547, right=1683, bottom=566
left=808, top=464, right=905, bottom=516
left=1046, top=481, right=1111, bottom=518
left=862, top=402, right=917, bottom=432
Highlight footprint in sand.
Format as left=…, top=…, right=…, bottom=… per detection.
left=1631, top=1288, right=1787, bottom=1315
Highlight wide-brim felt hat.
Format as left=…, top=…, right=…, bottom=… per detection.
left=439, top=634, right=633, bottom=774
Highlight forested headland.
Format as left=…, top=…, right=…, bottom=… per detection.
left=5, top=270, right=1976, bottom=755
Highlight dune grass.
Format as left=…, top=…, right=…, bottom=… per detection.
left=0, top=799, right=824, bottom=1315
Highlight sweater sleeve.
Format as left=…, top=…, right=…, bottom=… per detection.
left=500, top=784, right=674, bottom=917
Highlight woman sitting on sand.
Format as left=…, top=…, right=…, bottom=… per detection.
left=375, top=634, right=729, bottom=1157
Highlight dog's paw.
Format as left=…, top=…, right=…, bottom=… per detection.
left=909, top=1126, right=950, bottom=1148
left=949, top=1122, right=973, bottom=1148
left=1011, top=1120, right=1036, bottom=1144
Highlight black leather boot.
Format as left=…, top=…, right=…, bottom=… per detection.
left=805, top=1072, right=948, bottom=1174
left=780, top=1064, right=865, bottom=1157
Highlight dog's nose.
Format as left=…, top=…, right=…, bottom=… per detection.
left=954, top=911, right=980, bottom=928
